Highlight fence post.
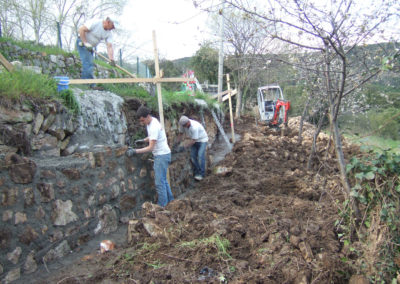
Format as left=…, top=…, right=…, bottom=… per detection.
left=137, top=57, right=139, bottom=77
left=56, top=22, right=62, bottom=48
left=119, top=49, right=122, bottom=66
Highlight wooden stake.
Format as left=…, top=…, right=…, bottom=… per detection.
left=0, top=52, right=14, bottom=72
left=226, top=74, right=235, bottom=143
left=152, top=30, right=165, bottom=128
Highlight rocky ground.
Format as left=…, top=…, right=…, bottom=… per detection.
left=26, top=115, right=361, bottom=284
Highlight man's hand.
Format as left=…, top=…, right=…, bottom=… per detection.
left=110, top=60, right=116, bottom=67
left=125, top=147, right=137, bottom=157
left=84, top=42, right=93, bottom=52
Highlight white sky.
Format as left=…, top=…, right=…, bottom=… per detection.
left=118, top=0, right=215, bottom=61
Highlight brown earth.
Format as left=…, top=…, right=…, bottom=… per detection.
left=31, top=115, right=361, bottom=284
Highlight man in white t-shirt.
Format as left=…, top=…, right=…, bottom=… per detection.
left=126, top=106, right=174, bottom=207
left=178, top=115, right=208, bottom=181
left=76, top=17, right=116, bottom=89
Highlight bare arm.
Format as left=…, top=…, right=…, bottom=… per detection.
left=107, top=42, right=114, bottom=61
left=136, top=139, right=155, bottom=154
left=78, top=25, right=90, bottom=44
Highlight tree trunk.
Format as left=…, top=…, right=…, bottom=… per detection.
left=307, top=110, right=327, bottom=170
left=328, top=112, right=350, bottom=195
left=298, top=95, right=311, bottom=145
left=235, top=86, right=242, bottom=119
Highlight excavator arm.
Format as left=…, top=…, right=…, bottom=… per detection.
left=269, top=99, right=291, bottom=126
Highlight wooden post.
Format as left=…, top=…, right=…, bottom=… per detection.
left=152, top=30, right=165, bottom=128
left=226, top=74, right=235, bottom=143
left=0, top=52, right=13, bottom=72
left=152, top=31, right=170, bottom=184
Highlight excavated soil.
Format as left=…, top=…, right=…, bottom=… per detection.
left=29, top=115, right=360, bottom=284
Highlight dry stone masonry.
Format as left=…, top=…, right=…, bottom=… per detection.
left=0, top=146, right=154, bottom=282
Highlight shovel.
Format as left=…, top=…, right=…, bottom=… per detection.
left=94, top=50, right=137, bottom=78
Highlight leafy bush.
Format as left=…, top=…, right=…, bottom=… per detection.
left=338, top=150, right=400, bottom=282
left=0, top=69, right=57, bottom=99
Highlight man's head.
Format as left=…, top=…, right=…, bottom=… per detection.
left=137, top=106, right=152, bottom=125
left=103, top=17, right=115, bottom=30
left=179, top=116, right=190, bottom=128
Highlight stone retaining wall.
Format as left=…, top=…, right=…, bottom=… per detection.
left=0, top=41, right=119, bottom=79
left=0, top=110, right=219, bottom=283
left=0, top=143, right=203, bottom=283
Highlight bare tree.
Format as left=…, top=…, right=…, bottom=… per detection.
left=223, top=9, right=275, bottom=118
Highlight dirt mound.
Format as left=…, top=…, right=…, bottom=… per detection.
left=32, top=116, right=355, bottom=284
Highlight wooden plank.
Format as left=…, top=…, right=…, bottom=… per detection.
left=226, top=74, right=235, bottom=143
left=211, top=89, right=237, bottom=100
left=211, top=89, right=230, bottom=99
left=69, top=77, right=194, bottom=85
left=0, top=52, right=14, bottom=72
left=222, top=89, right=237, bottom=101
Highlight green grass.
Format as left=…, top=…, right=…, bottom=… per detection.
left=0, top=69, right=57, bottom=99
left=344, top=134, right=400, bottom=154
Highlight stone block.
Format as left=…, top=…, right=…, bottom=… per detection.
left=5, top=153, right=37, bottom=184
left=52, top=199, right=78, bottom=226
left=4, top=267, right=21, bottom=283
left=24, top=251, right=38, bottom=274
left=61, top=168, right=81, bottom=180
left=33, top=113, right=44, bottom=134
left=7, top=246, right=22, bottom=264
left=40, top=170, right=56, bottom=179
left=19, top=226, right=39, bottom=245
left=37, top=183, right=55, bottom=202
left=3, top=210, right=13, bottom=222
left=15, top=212, right=27, bottom=224
left=1, top=187, right=18, bottom=206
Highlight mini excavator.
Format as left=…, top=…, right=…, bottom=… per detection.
left=257, top=85, right=290, bottom=126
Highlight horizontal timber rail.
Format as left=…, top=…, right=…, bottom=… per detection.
left=69, top=77, right=194, bottom=85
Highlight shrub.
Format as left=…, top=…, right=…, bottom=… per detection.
left=0, top=69, right=57, bottom=100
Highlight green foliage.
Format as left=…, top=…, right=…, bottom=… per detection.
left=190, top=42, right=219, bottom=84
left=363, top=84, right=400, bottom=110
left=367, top=108, right=400, bottom=140
left=283, top=84, right=307, bottom=116
left=338, top=150, right=400, bottom=282
left=57, top=89, right=80, bottom=114
left=0, top=69, right=57, bottom=99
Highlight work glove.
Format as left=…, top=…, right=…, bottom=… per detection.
left=125, top=147, right=137, bottom=157
left=84, top=42, right=93, bottom=52
left=110, top=60, right=116, bottom=67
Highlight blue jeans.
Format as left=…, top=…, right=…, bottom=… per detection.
left=154, top=153, right=174, bottom=207
left=190, top=142, right=207, bottom=177
left=76, top=38, right=94, bottom=81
